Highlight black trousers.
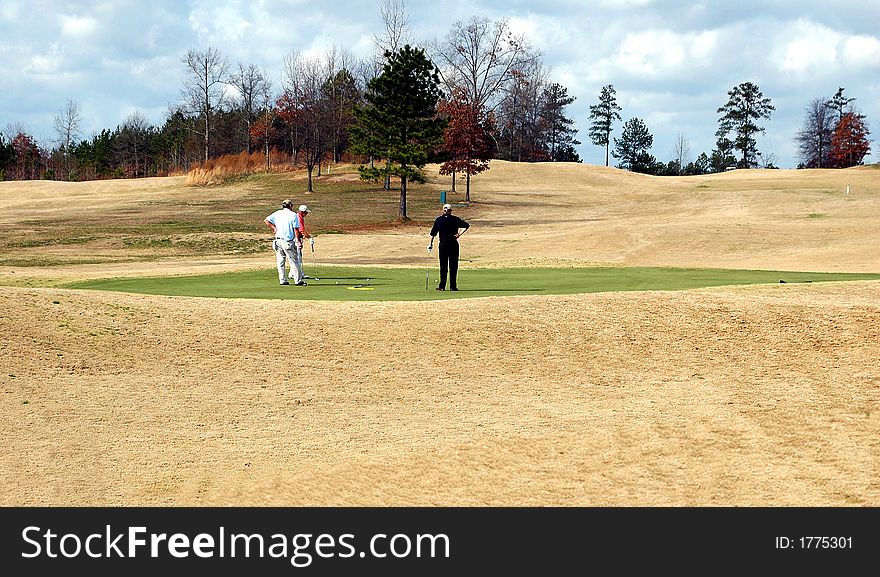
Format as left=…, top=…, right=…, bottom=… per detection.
left=438, top=241, right=460, bottom=289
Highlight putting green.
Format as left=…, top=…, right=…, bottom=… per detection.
left=65, top=266, right=880, bottom=301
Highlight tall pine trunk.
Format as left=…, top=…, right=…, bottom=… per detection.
left=399, top=173, right=408, bottom=221
left=398, top=159, right=408, bottom=220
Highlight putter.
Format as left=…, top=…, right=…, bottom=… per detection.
left=425, top=244, right=433, bottom=289
left=309, top=237, right=319, bottom=280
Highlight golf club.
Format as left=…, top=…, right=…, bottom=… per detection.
left=309, top=237, right=319, bottom=280
left=426, top=243, right=432, bottom=289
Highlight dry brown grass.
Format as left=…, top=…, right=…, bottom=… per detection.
left=1, top=161, right=879, bottom=506
left=184, top=150, right=302, bottom=186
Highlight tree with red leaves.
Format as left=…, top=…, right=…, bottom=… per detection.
left=250, top=108, right=277, bottom=171
left=829, top=112, right=871, bottom=168
left=275, top=89, right=300, bottom=164
left=9, top=132, right=45, bottom=180
left=438, top=88, right=496, bottom=203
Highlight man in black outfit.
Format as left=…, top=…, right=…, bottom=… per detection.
left=428, top=203, right=470, bottom=291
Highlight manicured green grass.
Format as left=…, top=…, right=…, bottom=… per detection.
left=65, top=266, right=880, bottom=301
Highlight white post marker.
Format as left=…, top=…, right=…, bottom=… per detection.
left=846, top=185, right=850, bottom=195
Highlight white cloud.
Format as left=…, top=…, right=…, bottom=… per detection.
left=60, top=14, right=98, bottom=39
left=842, top=35, right=880, bottom=70
left=509, top=14, right=580, bottom=61
left=593, top=28, right=720, bottom=80
left=599, top=0, right=654, bottom=7
left=775, top=20, right=840, bottom=76
left=772, top=19, right=880, bottom=82
left=25, top=44, right=65, bottom=76
left=0, top=0, right=21, bottom=21
left=507, top=16, right=537, bottom=38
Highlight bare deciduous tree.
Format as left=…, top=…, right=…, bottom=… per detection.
left=362, top=0, right=414, bottom=108
left=795, top=97, right=834, bottom=168
left=229, top=63, right=271, bottom=154
left=373, top=0, right=412, bottom=55
left=672, top=132, right=691, bottom=175
left=257, top=77, right=276, bottom=171
left=54, top=99, right=81, bottom=179
left=323, top=45, right=362, bottom=167
left=282, top=49, right=334, bottom=191
left=432, top=16, right=534, bottom=114
left=181, top=47, right=230, bottom=162
left=117, top=111, right=150, bottom=177
left=495, top=56, right=546, bottom=162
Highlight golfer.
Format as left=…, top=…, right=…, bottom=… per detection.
left=264, top=199, right=305, bottom=286
left=294, top=204, right=312, bottom=281
left=428, top=203, right=470, bottom=291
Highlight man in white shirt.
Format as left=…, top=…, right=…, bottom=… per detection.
left=264, top=199, right=305, bottom=286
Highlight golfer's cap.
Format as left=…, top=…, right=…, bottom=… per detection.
left=442, top=203, right=452, bottom=211
left=298, top=204, right=310, bottom=213
left=281, top=199, right=293, bottom=208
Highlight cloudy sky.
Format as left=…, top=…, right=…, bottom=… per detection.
left=2, top=0, right=878, bottom=168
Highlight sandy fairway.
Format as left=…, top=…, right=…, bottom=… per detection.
left=1, top=162, right=878, bottom=505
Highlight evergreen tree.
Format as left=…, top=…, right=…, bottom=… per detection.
left=686, top=152, right=710, bottom=175
left=612, top=117, right=653, bottom=172
left=540, top=83, right=581, bottom=162
left=588, top=84, right=622, bottom=166
left=0, top=133, right=13, bottom=180
left=826, top=87, right=856, bottom=127
left=351, top=45, right=445, bottom=220
left=716, top=82, right=774, bottom=168
left=710, top=134, right=737, bottom=172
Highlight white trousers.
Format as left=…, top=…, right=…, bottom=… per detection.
left=274, top=239, right=302, bottom=284
left=294, top=242, right=305, bottom=279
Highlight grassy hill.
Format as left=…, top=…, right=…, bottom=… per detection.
left=1, top=161, right=878, bottom=285
left=2, top=161, right=879, bottom=507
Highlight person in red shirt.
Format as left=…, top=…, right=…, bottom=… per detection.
left=294, top=204, right=312, bottom=282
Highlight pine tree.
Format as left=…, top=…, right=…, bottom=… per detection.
left=716, top=82, right=774, bottom=168
left=588, top=84, right=622, bottom=167
left=826, top=87, right=856, bottom=127
left=540, top=83, right=581, bottom=162
left=612, top=117, right=654, bottom=172
left=351, top=45, right=445, bottom=220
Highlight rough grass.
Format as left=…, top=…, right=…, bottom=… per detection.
left=0, top=163, right=456, bottom=270
left=2, top=161, right=880, bottom=509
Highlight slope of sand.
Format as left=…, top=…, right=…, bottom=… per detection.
left=1, top=163, right=879, bottom=505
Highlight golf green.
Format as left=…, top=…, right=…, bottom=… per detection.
left=65, top=266, right=880, bottom=301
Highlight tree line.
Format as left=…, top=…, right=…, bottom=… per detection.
left=587, top=83, right=872, bottom=175
left=0, top=1, right=873, bottom=191
left=1, top=7, right=580, bottom=191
